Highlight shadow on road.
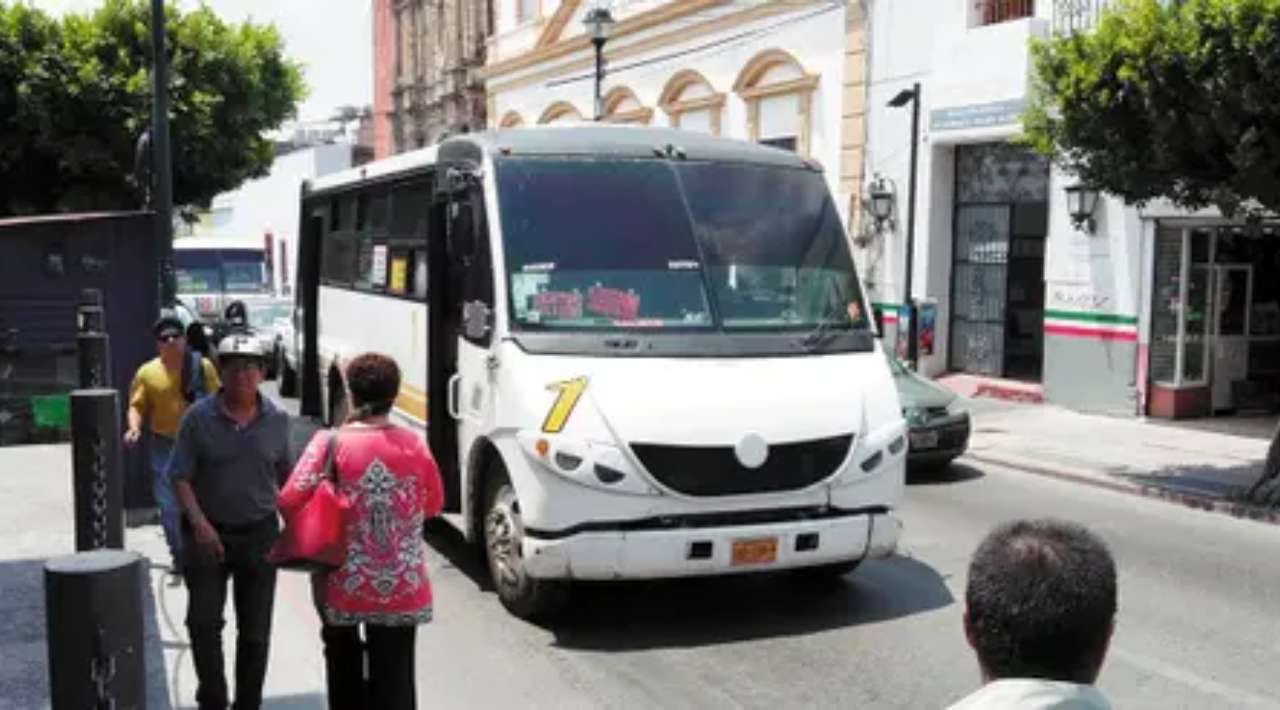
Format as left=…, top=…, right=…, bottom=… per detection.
left=544, top=553, right=954, bottom=651
left=423, top=518, right=495, bottom=593
left=909, top=462, right=984, bottom=487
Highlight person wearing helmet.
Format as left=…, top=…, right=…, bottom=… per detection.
left=167, top=333, right=291, bottom=710
left=125, top=312, right=221, bottom=572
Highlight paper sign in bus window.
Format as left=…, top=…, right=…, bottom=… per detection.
left=389, top=257, right=408, bottom=294
left=534, top=290, right=583, bottom=319
left=587, top=286, right=640, bottom=321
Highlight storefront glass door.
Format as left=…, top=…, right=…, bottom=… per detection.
left=1212, top=265, right=1252, bottom=410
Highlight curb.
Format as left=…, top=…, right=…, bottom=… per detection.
left=966, top=452, right=1280, bottom=526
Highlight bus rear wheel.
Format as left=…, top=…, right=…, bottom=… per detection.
left=482, top=470, right=568, bottom=620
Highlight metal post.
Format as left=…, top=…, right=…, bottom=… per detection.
left=150, top=0, right=175, bottom=307
left=71, top=390, right=125, bottom=551
left=903, top=82, right=922, bottom=370
left=45, top=550, right=145, bottom=709
left=76, top=289, right=111, bottom=389
left=592, top=38, right=606, bottom=121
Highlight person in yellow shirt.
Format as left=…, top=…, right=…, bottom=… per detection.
left=125, top=313, right=220, bottom=570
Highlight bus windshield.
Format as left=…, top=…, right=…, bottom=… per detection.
left=175, top=248, right=269, bottom=294
left=497, top=157, right=869, bottom=334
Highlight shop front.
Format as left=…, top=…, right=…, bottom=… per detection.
left=1148, top=223, right=1280, bottom=418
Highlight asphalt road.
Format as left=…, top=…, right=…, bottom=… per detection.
left=265, top=384, right=1280, bottom=709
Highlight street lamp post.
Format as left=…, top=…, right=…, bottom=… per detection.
left=583, top=7, right=615, bottom=121
left=888, top=82, right=921, bottom=369
left=150, top=0, right=175, bottom=307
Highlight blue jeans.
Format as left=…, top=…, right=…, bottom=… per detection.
left=150, top=433, right=183, bottom=564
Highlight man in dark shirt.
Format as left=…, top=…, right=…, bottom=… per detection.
left=168, top=333, right=291, bottom=710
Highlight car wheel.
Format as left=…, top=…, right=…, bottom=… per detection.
left=483, top=467, right=568, bottom=620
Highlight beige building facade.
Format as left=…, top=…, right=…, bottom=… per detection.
left=482, top=0, right=870, bottom=231
left=385, top=0, right=494, bottom=152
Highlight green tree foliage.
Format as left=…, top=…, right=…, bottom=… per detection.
left=1024, top=0, right=1280, bottom=218
left=0, top=0, right=304, bottom=216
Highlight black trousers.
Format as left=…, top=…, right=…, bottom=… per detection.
left=320, top=623, right=417, bottom=710
left=182, top=516, right=280, bottom=710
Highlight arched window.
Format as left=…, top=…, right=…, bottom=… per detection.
left=658, top=70, right=725, bottom=135
left=602, top=87, right=654, bottom=125
left=538, top=101, right=584, bottom=125
left=499, top=111, right=525, bottom=128
left=733, top=49, right=819, bottom=155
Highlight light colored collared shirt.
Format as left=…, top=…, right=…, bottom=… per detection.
left=947, top=679, right=1112, bottom=710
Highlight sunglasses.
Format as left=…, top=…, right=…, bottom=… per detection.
left=157, top=333, right=183, bottom=344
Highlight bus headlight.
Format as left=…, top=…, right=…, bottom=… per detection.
left=516, top=431, right=659, bottom=496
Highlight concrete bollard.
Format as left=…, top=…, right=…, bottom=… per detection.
left=44, top=549, right=145, bottom=709
left=71, top=389, right=125, bottom=551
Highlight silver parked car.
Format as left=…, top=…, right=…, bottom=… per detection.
left=884, top=345, right=971, bottom=471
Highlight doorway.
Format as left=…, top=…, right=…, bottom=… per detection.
left=949, top=143, right=1049, bottom=380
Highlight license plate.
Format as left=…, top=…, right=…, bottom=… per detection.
left=910, top=430, right=940, bottom=449
left=731, top=537, right=778, bottom=566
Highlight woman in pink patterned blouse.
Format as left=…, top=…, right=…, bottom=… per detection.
left=279, top=353, right=443, bottom=709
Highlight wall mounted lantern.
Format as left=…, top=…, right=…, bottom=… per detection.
left=1064, top=182, right=1100, bottom=233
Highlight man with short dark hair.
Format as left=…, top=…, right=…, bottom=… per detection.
left=948, top=519, right=1117, bottom=710
left=125, top=313, right=220, bottom=571
left=168, top=333, right=291, bottom=710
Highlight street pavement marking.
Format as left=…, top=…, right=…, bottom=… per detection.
left=1111, top=647, right=1280, bottom=709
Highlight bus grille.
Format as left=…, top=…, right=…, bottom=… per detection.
left=630, top=435, right=854, bottom=497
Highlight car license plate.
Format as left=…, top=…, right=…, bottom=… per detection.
left=731, top=537, right=778, bottom=566
left=910, top=430, right=940, bottom=449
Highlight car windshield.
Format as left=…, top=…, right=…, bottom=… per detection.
left=175, top=251, right=222, bottom=294
left=221, top=250, right=269, bottom=293
left=175, top=248, right=268, bottom=294
left=497, top=157, right=869, bottom=333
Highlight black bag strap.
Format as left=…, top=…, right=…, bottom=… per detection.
left=180, top=350, right=194, bottom=403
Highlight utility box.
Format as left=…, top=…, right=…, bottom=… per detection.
left=0, top=212, right=158, bottom=507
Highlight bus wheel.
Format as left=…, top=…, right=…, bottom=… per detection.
left=483, top=470, right=568, bottom=620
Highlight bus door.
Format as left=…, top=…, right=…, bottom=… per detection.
left=298, top=205, right=326, bottom=418
left=433, top=166, right=495, bottom=516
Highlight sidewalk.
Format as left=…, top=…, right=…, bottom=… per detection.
left=955, top=397, right=1279, bottom=524
left=0, top=444, right=328, bottom=709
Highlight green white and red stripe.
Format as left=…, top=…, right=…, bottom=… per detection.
left=874, top=302, right=901, bottom=324
left=1044, top=310, right=1138, bottom=342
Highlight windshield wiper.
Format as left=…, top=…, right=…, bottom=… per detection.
left=800, top=282, right=846, bottom=350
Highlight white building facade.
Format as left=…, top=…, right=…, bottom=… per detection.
left=861, top=0, right=1280, bottom=418
left=483, top=0, right=867, bottom=228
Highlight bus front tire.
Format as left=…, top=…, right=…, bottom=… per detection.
left=482, top=471, right=568, bottom=620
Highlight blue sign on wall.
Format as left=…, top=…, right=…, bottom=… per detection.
left=930, top=98, right=1027, bottom=132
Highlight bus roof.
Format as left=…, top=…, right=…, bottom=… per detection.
left=306, top=125, right=817, bottom=196
left=174, top=235, right=265, bottom=250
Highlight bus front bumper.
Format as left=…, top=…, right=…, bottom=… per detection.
left=521, top=509, right=901, bottom=581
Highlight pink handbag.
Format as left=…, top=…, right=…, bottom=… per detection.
left=268, top=434, right=351, bottom=570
